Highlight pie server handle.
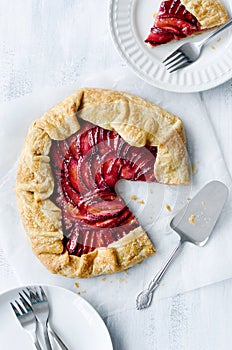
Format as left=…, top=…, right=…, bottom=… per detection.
left=136, top=240, right=183, bottom=310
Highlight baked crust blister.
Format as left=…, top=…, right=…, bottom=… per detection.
left=15, top=88, right=190, bottom=278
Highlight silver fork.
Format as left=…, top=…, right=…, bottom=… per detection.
left=163, top=18, right=232, bottom=73
left=10, top=297, right=43, bottom=350
left=24, top=286, right=69, bottom=350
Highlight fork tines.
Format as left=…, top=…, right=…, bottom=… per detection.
left=11, top=286, right=68, bottom=350
left=163, top=50, right=190, bottom=73
left=26, top=286, right=48, bottom=303
left=10, top=295, right=42, bottom=350
left=10, top=297, right=31, bottom=317
left=10, top=300, right=22, bottom=317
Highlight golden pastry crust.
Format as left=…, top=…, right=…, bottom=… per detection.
left=180, top=0, right=229, bottom=29
left=79, top=88, right=189, bottom=184
left=15, top=88, right=190, bottom=278
left=36, top=227, right=155, bottom=278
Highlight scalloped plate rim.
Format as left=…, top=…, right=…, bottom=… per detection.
left=109, top=0, right=232, bottom=93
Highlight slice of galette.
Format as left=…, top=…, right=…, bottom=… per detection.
left=145, top=0, right=229, bottom=47
left=15, top=88, right=189, bottom=278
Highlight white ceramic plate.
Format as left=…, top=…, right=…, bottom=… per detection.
left=109, top=0, right=232, bottom=93
left=0, top=285, right=113, bottom=350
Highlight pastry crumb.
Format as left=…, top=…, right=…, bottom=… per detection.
left=211, top=45, right=216, bottom=50
left=191, top=164, right=197, bottom=174
left=117, top=277, right=128, bottom=283
left=201, top=201, right=206, bottom=206
left=75, top=282, right=80, bottom=288
left=187, top=197, right=191, bottom=201
left=137, top=200, right=145, bottom=204
left=166, top=204, right=171, bottom=212
left=189, top=214, right=195, bottom=225
left=102, top=277, right=106, bottom=281
left=217, top=38, right=221, bottom=42
left=150, top=189, right=153, bottom=194
left=77, top=289, right=87, bottom=295
left=131, top=195, right=137, bottom=200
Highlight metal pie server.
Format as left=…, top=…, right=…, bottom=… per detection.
left=136, top=180, right=229, bottom=310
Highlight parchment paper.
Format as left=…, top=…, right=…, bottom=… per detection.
left=0, top=69, right=231, bottom=317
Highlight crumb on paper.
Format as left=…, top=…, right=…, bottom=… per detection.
left=201, top=201, right=206, bottom=206
left=137, top=200, right=145, bottom=204
left=166, top=204, right=171, bottom=212
left=153, top=12, right=158, bottom=18
left=110, top=280, right=113, bottom=283
left=77, top=289, right=87, bottom=295
left=187, top=197, right=191, bottom=201
left=191, top=164, right=198, bottom=174
left=102, top=277, right=106, bottom=282
left=116, top=277, right=128, bottom=283
left=150, top=189, right=153, bottom=194
left=196, top=160, right=200, bottom=164
left=124, top=270, right=128, bottom=275
left=189, top=214, right=195, bottom=225
left=131, top=195, right=137, bottom=200
left=75, top=282, right=80, bottom=288
left=211, top=45, right=216, bottom=50
left=217, top=38, right=221, bottom=43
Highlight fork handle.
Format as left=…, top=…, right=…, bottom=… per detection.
left=43, top=326, right=53, bottom=350
left=48, top=323, right=69, bottom=350
left=34, top=339, right=43, bottom=350
left=200, top=18, right=232, bottom=47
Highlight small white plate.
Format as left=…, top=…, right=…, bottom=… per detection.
left=0, top=285, right=113, bottom=350
left=109, top=0, right=232, bottom=93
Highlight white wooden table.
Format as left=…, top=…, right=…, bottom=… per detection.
left=0, top=1, right=232, bottom=349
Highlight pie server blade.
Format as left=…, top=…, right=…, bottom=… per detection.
left=136, top=180, right=229, bottom=310
left=170, top=180, right=229, bottom=246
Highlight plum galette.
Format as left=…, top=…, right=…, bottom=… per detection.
left=15, top=88, right=189, bottom=278
left=145, top=0, right=229, bottom=47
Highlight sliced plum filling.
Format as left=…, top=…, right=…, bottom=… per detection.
left=145, top=0, right=201, bottom=46
left=50, top=120, right=157, bottom=257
